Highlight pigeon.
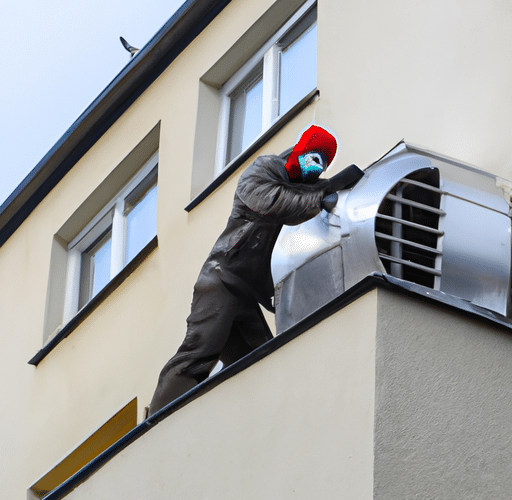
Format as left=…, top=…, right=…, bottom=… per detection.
left=120, top=37, right=139, bottom=57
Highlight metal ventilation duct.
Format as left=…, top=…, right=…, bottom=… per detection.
left=271, top=142, right=512, bottom=333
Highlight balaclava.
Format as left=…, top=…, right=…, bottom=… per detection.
left=284, top=125, right=338, bottom=182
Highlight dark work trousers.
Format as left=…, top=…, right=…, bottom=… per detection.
left=148, top=272, right=273, bottom=415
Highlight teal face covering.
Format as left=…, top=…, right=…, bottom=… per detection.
left=297, top=152, right=327, bottom=182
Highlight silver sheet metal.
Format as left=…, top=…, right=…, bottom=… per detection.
left=271, top=142, right=512, bottom=332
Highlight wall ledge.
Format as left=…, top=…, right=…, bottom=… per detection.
left=41, top=273, right=512, bottom=499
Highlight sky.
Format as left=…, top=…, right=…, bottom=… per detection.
left=1, top=0, right=186, bottom=206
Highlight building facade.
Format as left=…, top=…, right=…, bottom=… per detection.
left=1, top=0, right=512, bottom=498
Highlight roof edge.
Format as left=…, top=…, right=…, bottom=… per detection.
left=0, top=0, right=232, bottom=247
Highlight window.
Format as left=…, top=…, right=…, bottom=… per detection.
left=38, top=124, right=160, bottom=360
left=62, top=153, right=158, bottom=323
left=215, top=0, right=317, bottom=172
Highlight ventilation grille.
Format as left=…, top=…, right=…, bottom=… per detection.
left=375, top=168, right=444, bottom=288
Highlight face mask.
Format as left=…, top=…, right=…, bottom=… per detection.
left=297, top=152, right=327, bottom=182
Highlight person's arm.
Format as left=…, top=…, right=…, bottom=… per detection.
left=237, top=156, right=364, bottom=223
left=320, top=164, right=365, bottom=212
left=236, top=156, right=328, bottom=225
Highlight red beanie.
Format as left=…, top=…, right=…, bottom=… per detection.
left=285, top=125, right=338, bottom=180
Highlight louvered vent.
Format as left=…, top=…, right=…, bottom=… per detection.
left=375, top=168, right=444, bottom=289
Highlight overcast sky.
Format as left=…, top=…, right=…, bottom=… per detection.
left=1, top=0, right=185, bottom=206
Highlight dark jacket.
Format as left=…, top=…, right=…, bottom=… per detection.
left=199, top=155, right=331, bottom=311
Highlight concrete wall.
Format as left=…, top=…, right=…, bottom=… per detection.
left=1, top=0, right=512, bottom=497
left=375, top=289, right=512, bottom=499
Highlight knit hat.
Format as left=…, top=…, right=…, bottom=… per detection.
left=285, top=125, right=338, bottom=180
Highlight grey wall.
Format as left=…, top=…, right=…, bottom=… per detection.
left=374, top=289, right=512, bottom=499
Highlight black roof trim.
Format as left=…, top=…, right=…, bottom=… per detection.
left=40, top=274, right=512, bottom=499
left=0, top=0, right=232, bottom=248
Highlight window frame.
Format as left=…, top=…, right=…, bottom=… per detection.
left=225, top=63, right=265, bottom=164
left=214, top=0, right=317, bottom=175
left=62, top=152, right=158, bottom=324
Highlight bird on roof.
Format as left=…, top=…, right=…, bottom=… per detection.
left=120, top=37, right=139, bottom=57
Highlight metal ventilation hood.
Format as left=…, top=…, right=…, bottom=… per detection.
left=271, top=142, right=512, bottom=333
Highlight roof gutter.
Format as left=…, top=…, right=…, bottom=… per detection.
left=0, top=0, right=232, bottom=247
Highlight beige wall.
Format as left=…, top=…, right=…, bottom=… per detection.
left=1, top=0, right=511, bottom=497
left=316, top=0, right=512, bottom=180
left=66, top=291, right=377, bottom=500
left=48, top=286, right=512, bottom=500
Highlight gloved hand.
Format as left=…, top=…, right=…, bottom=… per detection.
left=321, top=192, right=338, bottom=213
left=326, top=164, right=364, bottom=194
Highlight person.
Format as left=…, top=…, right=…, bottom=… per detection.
left=148, top=125, right=363, bottom=416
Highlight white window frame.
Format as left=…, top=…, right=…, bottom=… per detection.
left=215, top=0, right=317, bottom=175
left=63, top=152, right=158, bottom=323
